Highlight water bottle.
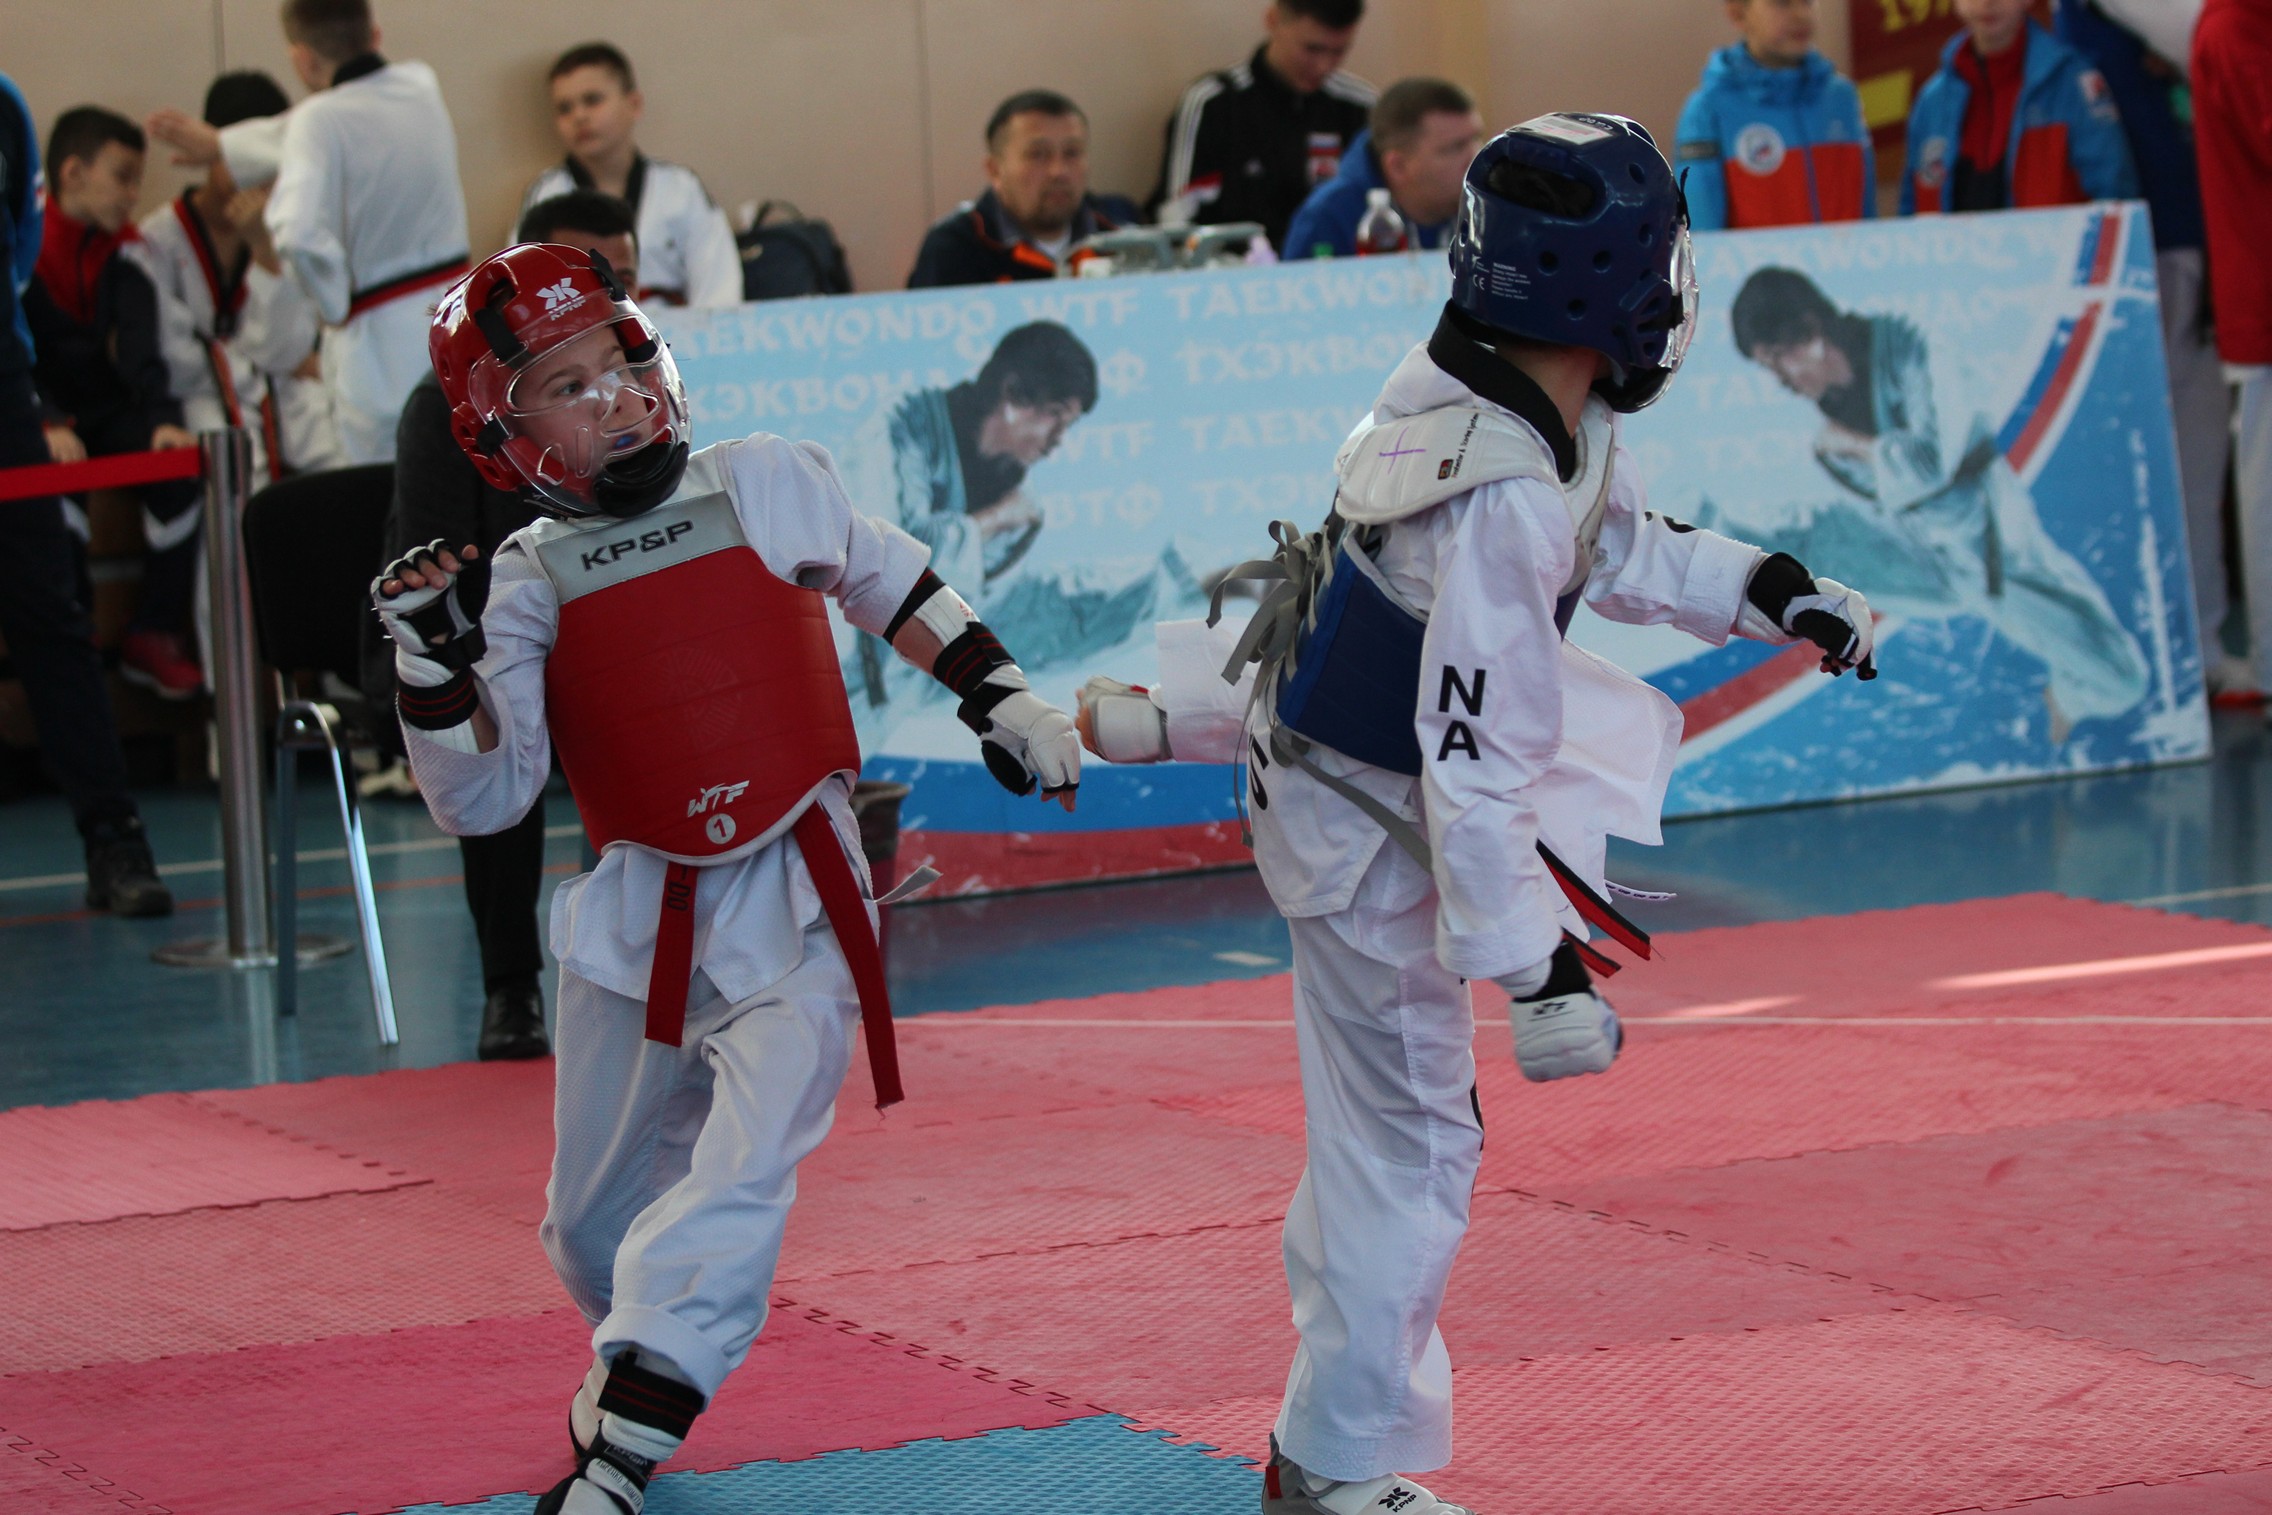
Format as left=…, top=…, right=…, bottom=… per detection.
left=1355, top=188, right=1409, bottom=256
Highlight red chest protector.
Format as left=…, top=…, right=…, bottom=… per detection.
left=532, top=490, right=902, bottom=1106
left=535, top=490, right=859, bottom=856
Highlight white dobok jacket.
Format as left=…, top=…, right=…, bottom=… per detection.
left=1158, top=340, right=1769, bottom=983
left=218, top=60, right=469, bottom=462
left=403, top=436, right=928, bottom=1004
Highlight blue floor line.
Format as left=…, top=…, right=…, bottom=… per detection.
left=389, top=1414, right=1257, bottom=1515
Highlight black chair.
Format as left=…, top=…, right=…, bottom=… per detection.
left=240, top=463, right=398, bottom=1042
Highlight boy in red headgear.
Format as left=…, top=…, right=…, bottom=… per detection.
left=373, top=242, right=1080, bottom=1513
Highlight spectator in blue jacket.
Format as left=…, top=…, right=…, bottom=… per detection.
left=1283, top=78, right=1480, bottom=258
left=0, top=74, right=171, bottom=916
left=2055, top=0, right=2234, bottom=681
left=1676, top=0, right=1875, bottom=230
left=1902, top=0, right=2138, bottom=214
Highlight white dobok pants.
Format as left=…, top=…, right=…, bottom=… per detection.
left=540, top=919, right=860, bottom=1399
left=1274, top=839, right=1485, bottom=1483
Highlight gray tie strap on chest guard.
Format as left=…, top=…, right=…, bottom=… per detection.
left=1209, top=404, right=1652, bottom=964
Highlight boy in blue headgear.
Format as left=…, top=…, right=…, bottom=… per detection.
left=1078, top=114, right=1878, bottom=1514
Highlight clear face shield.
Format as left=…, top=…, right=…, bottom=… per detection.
left=1657, top=227, right=1701, bottom=377
left=1600, top=225, right=1701, bottom=414
left=489, top=319, right=688, bottom=513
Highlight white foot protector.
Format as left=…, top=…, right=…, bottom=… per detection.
left=1264, top=1438, right=1475, bottom=1514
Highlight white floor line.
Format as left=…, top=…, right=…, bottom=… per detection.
left=0, top=824, right=587, bottom=893
left=2128, top=880, right=2272, bottom=906
left=1932, top=941, right=2272, bottom=989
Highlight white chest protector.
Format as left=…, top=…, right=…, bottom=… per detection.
left=1332, top=399, right=1617, bottom=599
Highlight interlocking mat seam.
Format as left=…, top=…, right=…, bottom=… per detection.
left=1, top=1431, right=171, bottom=1513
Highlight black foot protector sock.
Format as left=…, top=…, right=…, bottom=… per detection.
left=536, top=1354, right=704, bottom=1515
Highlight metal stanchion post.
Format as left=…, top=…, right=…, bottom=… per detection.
left=155, top=429, right=276, bottom=968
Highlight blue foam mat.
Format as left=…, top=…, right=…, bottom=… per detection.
left=388, top=1414, right=1257, bottom=1515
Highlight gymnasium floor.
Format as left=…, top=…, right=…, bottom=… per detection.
left=3, top=714, right=2272, bottom=1512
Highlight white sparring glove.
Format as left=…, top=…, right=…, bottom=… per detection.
left=1733, top=552, right=1877, bottom=679
left=1498, top=941, right=1623, bottom=1083
left=371, top=539, right=485, bottom=687
left=1077, top=675, right=1173, bottom=763
left=964, top=672, right=1082, bottom=799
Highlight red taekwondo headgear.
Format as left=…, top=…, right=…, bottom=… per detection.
left=430, top=243, right=691, bottom=519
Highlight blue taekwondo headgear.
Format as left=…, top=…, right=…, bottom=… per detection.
left=1446, top=113, right=1699, bottom=413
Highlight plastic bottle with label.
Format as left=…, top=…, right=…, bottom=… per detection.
left=1354, top=188, right=1409, bottom=256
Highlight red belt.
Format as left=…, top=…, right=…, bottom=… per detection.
left=640, top=807, right=904, bottom=1110
left=345, top=257, right=469, bottom=319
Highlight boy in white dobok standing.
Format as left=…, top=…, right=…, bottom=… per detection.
left=1079, top=115, right=1878, bottom=1515
left=372, top=243, right=1080, bottom=1514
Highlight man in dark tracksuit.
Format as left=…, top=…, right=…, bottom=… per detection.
left=0, top=75, right=170, bottom=915
left=363, top=189, right=635, bottom=1059
left=907, top=91, right=1139, bottom=288
left=1148, top=0, right=1375, bottom=251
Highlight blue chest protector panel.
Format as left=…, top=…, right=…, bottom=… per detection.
left=1275, top=541, right=1429, bottom=775
left=1273, top=536, right=1583, bottom=778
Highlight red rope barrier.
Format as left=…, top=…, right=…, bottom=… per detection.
left=0, top=447, right=205, bottom=504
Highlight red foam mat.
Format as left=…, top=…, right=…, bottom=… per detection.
left=1566, top=1101, right=2272, bottom=1383
left=1143, top=1311, right=2272, bottom=1515
left=0, top=1304, right=1085, bottom=1515
left=779, top=1099, right=1306, bottom=1283
left=1596, top=893, right=2272, bottom=1019
left=1982, top=1466, right=2272, bottom=1512
left=192, top=1060, right=557, bottom=1224
left=11, top=890, right=2272, bottom=1513
left=0, top=1093, right=422, bottom=1230
left=787, top=1186, right=1909, bottom=1427
left=0, top=1438, right=161, bottom=1515
left=0, top=1185, right=554, bottom=1377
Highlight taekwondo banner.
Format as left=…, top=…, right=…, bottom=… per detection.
left=658, top=201, right=2206, bottom=896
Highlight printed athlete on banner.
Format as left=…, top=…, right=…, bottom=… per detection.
left=369, top=243, right=1080, bottom=1515
left=1078, top=114, right=1878, bottom=1515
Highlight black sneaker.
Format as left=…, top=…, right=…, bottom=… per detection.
left=84, top=817, right=174, bottom=918
left=479, top=980, right=550, bottom=1060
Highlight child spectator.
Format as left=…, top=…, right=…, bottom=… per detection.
left=25, top=107, right=204, bottom=701
left=1901, top=0, right=2138, bottom=213
left=136, top=71, right=338, bottom=488
left=1676, top=0, right=1875, bottom=229
left=907, top=91, right=1138, bottom=287
left=0, top=72, right=171, bottom=917
left=145, top=0, right=470, bottom=465
left=1283, top=78, right=1481, bottom=258
left=519, top=43, right=741, bottom=309
left=1150, top=0, right=1375, bottom=250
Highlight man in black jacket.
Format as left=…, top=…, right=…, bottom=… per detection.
left=0, top=79, right=171, bottom=916
left=365, top=188, right=635, bottom=1059
left=1148, top=0, right=1375, bottom=251
left=907, top=90, right=1140, bottom=287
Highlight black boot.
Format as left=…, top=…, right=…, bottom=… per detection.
left=84, top=817, right=174, bottom=918
left=479, top=979, right=550, bottom=1060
